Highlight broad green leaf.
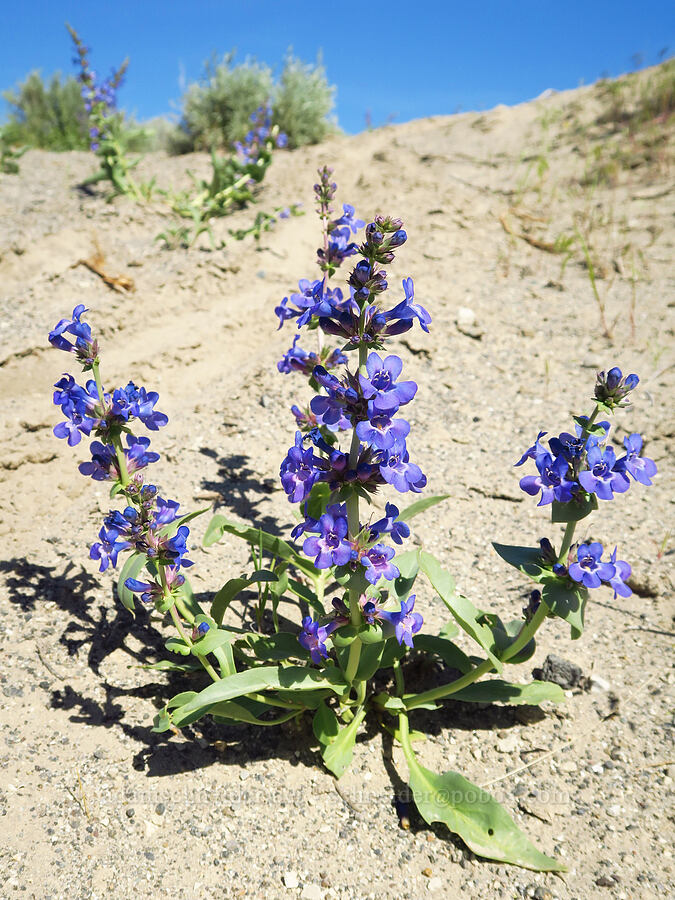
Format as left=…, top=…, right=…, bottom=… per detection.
left=390, top=549, right=420, bottom=603
left=275, top=688, right=335, bottom=709
left=406, top=761, right=565, bottom=870
left=152, top=709, right=171, bottom=733
left=240, top=632, right=310, bottom=662
left=413, top=634, right=473, bottom=673
left=167, top=691, right=198, bottom=709
left=397, top=494, right=450, bottom=522
left=355, top=642, right=385, bottom=681
left=313, top=701, right=340, bottom=745
left=439, top=620, right=460, bottom=639
left=419, top=552, right=502, bottom=671
left=210, top=571, right=277, bottom=625
left=379, top=637, right=406, bottom=669
left=171, top=665, right=346, bottom=726
left=209, top=696, right=299, bottom=726
left=491, top=543, right=546, bottom=580
left=117, top=551, right=147, bottom=613
left=192, top=627, right=234, bottom=657
left=203, top=515, right=316, bottom=576
left=551, top=493, right=598, bottom=523
left=480, top=614, right=536, bottom=664
left=287, top=578, right=324, bottom=615
left=321, top=706, right=366, bottom=778
left=165, top=637, right=191, bottom=656
left=305, top=482, right=332, bottom=520
left=541, top=579, right=588, bottom=640
left=449, top=679, right=565, bottom=705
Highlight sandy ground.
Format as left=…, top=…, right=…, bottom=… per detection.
left=0, top=71, right=673, bottom=899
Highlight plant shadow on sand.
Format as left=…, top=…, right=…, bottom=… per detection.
left=198, top=448, right=283, bottom=535
left=0, top=556, right=550, bottom=797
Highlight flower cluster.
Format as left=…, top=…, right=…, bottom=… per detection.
left=516, top=371, right=656, bottom=507
left=68, top=24, right=126, bottom=151
left=233, top=105, right=287, bottom=166
left=49, top=306, right=192, bottom=605
left=276, top=170, right=431, bottom=662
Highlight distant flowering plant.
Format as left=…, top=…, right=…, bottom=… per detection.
left=67, top=24, right=144, bottom=200
left=49, top=172, right=655, bottom=874
left=163, top=104, right=299, bottom=249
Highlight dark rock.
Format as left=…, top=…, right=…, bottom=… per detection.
left=533, top=654, right=583, bottom=689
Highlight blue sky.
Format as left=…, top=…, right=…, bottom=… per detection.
left=1, top=1, right=673, bottom=133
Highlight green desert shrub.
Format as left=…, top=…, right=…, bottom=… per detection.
left=2, top=70, right=89, bottom=150
left=174, top=53, right=274, bottom=152
left=273, top=52, right=336, bottom=148
left=171, top=50, right=338, bottom=153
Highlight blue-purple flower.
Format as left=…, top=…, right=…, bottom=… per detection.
left=578, top=443, right=630, bottom=500
left=617, top=433, right=657, bottom=486
left=361, top=544, right=399, bottom=585
left=381, top=595, right=423, bottom=648
left=298, top=616, right=340, bottom=664
left=302, top=504, right=353, bottom=569
left=519, top=450, right=576, bottom=506
left=568, top=542, right=616, bottom=589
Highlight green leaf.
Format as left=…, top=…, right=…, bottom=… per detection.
left=439, top=620, right=460, bottom=639
left=551, top=493, right=598, bottom=523
left=210, top=572, right=277, bottom=625
left=137, top=658, right=203, bottom=673
left=174, top=575, right=206, bottom=621
left=313, top=701, right=340, bottom=745
left=397, top=494, right=450, bottom=522
left=203, top=515, right=316, bottom=576
left=165, top=637, right=191, bottom=656
left=390, top=549, right=420, bottom=603
left=305, top=482, right=332, bottom=520
left=541, top=579, right=588, bottom=640
left=287, top=578, right=324, bottom=615
left=321, top=706, right=367, bottom=778
left=379, top=637, right=406, bottom=669
left=152, top=709, right=171, bottom=733
left=167, top=691, right=198, bottom=709
left=117, top=551, right=146, bottom=613
left=375, top=693, right=437, bottom=712
left=480, top=614, right=536, bottom=664
left=407, top=761, right=565, bottom=870
left=159, top=505, right=211, bottom=537
left=241, top=632, right=310, bottom=662
left=355, top=642, right=385, bottom=681
left=171, top=666, right=346, bottom=726
left=192, top=627, right=234, bottom=657
left=491, top=543, right=546, bottom=580
left=450, top=679, right=565, bottom=705
left=275, top=688, right=335, bottom=709
left=413, top=634, right=473, bottom=673
left=419, top=552, right=502, bottom=671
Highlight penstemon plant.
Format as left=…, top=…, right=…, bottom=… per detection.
left=67, top=24, right=146, bottom=201
left=49, top=169, right=656, bottom=872
left=161, top=105, right=294, bottom=249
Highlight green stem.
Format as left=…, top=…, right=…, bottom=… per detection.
left=500, top=598, right=549, bottom=663
left=246, top=692, right=303, bottom=710
left=397, top=709, right=418, bottom=773
left=557, top=521, right=577, bottom=566
left=91, top=361, right=106, bottom=408
left=403, top=658, right=493, bottom=711
left=404, top=598, right=550, bottom=710
left=111, top=433, right=130, bottom=487
left=169, top=603, right=219, bottom=684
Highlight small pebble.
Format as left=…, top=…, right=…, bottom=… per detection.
left=125, top=808, right=135, bottom=819
left=283, top=871, right=299, bottom=889
left=155, top=803, right=166, bottom=815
